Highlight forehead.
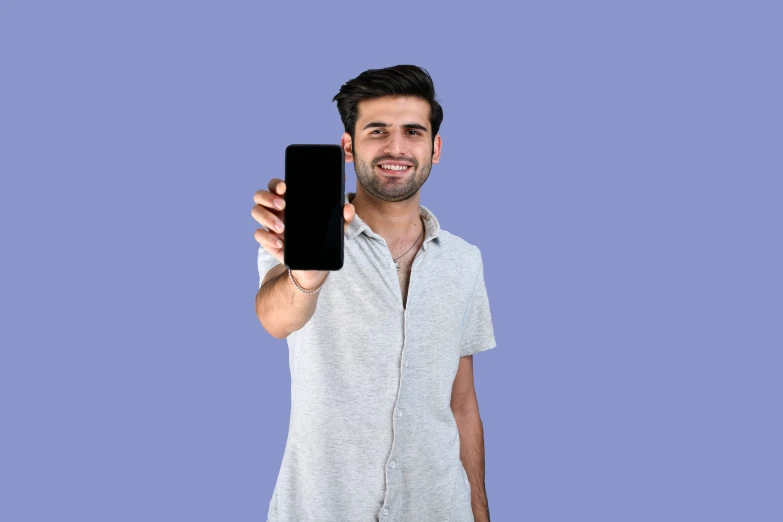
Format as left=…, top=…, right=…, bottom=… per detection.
left=356, top=96, right=430, bottom=128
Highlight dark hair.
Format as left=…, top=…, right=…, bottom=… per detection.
left=332, top=64, right=443, bottom=146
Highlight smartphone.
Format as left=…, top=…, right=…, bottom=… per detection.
left=283, top=144, right=345, bottom=270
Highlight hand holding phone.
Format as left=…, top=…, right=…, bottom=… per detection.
left=252, top=174, right=355, bottom=287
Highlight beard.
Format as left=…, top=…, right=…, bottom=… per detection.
left=353, top=146, right=433, bottom=203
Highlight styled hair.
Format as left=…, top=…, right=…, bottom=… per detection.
left=332, top=64, right=443, bottom=146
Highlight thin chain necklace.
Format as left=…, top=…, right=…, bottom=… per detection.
left=392, top=217, right=424, bottom=271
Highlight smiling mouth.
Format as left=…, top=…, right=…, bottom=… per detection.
left=376, top=164, right=413, bottom=175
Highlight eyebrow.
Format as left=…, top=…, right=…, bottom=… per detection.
left=362, top=121, right=428, bottom=133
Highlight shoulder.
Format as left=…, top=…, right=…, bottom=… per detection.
left=436, top=229, right=484, bottom=268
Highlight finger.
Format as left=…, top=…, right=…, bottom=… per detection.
left=344, top=203, right=355, bottom=220
left=253, top=188, right=286, bottom=211
left=254, top=228, right=284, bottom=251
left=343, top=203, right=355, bottom=232
left=251, top=204, right=286, bottom=233
left=268, top=178, right=286, bottom=196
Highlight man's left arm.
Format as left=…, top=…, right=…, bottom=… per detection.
left=453, top=249, right=497, bottom=522
left=452, top=354, right=491, bottom=522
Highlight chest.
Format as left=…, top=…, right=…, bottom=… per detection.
left=390, top=238, right=425, bottom=309
left=396, top=258, right=414, bottom=304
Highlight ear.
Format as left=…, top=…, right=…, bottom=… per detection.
left=341, top=132, right=354, bottom=163
left=431, top=134, right=442, bottom=164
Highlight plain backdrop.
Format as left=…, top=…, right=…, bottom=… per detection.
left=1, top=1, right=781, bottom=521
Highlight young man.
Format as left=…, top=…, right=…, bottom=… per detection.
left=251, top=64, right=497, bottom=522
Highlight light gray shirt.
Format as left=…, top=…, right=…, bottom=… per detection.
left=257, top=192, right=497, bottom=522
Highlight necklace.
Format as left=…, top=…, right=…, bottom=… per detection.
left=392, top=218, right=424, bottom=271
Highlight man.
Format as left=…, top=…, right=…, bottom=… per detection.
left=251, top=64, right=497, bottom=522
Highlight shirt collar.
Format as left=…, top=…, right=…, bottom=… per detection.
left=344, top=192, right=442, bottom=248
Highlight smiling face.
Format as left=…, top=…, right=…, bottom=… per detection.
left=343, top=95, right=442, bottom=203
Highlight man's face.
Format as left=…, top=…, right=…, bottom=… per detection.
left=343, top=95, right=441, bottom=203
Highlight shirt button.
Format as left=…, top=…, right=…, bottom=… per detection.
left=397, top=410, right=403, bottom=417
left=383, top=508, right=389, bottom=516
left=390, top=461, right=396, bottom=468
left=405, top=360, right=409, bottom=367
left=388, top=261, right=395, bottom=269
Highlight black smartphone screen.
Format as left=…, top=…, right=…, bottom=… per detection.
left=283, top=144, right=345, bottom=270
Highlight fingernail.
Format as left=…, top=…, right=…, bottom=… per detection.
left=275, top=239, right=282, bottom=247
left=275, top=198, right=285, bottom=209
left=276, top=221, right=285, bottom=232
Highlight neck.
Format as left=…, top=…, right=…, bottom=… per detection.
left=349, top=186, right=423, bottom=244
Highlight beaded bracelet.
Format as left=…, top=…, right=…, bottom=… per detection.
left=287, top=266, right=326, bottom=294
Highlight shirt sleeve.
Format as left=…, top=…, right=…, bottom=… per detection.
left=257, top=245, right=283, bottom=289
left=459, top=250, right=497, bottom=357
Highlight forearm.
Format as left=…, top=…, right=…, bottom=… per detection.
left=454, top=408, right=490, bottom=522
left=255, top=269, right=326, bottom=339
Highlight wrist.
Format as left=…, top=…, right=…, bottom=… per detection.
left=289, top=268, right=328, bottom=291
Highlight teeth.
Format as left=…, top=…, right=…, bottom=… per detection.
left=380, top=164, right=409, bottom=171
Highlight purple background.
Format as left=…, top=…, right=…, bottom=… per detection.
left=1, top=1, right=781, bottom=521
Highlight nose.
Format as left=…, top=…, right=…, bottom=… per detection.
left=383, top=129, right=407, bottom=156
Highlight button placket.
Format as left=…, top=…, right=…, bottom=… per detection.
left=382, top=239, right=425, bottom=522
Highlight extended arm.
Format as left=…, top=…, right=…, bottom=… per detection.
left=255, top=264, right=327, bottom=339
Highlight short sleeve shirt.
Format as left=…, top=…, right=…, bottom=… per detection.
left=257, top=192, right=497, bottom=522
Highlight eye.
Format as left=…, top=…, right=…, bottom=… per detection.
left=407, top=130, right=421, bottom=135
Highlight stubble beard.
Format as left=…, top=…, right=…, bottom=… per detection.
left=353, top=145, right=433, bottom=203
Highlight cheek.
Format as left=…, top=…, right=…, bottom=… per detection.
left=356, top=148, right=378, bottom=165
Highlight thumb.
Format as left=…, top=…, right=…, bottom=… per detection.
left=343, top=203, right=355, bottom=232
